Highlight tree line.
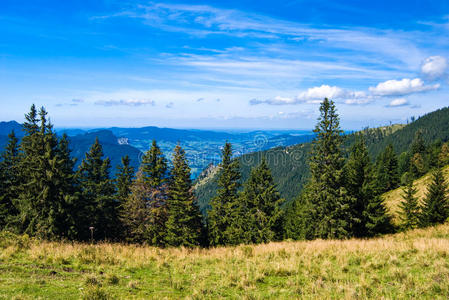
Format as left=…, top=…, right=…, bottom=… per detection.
left=1, top=101, right=448, bottom=246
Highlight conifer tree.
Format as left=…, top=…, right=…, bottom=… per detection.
left=207, top=142, right=243, bottom=246
left=303, top=98, right=353, bottom=239
left=409, top=130, right=428, bottom=178
left=398, top=176, right=420, bottom=230
left=344, top=137, right=377, bottom=237
left=375, top=144, right=399, bottom=193
left=363, top=194, right=393, bottom=236
left=439, top=143, right=449, bottom=166
left=0, top=131, right=20, bottom=229
left=78, top=138, right=118, bottom=240
left=15, top=106, right=76, bottom=239
left=120, top=171, right=152, bottom=243
left=240, top=158, right=284, bottom=243
left=140, top=140, right=168, bottom=188
left=54, top=134, right=80, bottom=239
left=134, top=140, right=170, bottom=246
left=420, top=167, right=449, bottom=226
left=165, top=145, right=202, bottom=247
left=116, top=155, right=134, bottom=204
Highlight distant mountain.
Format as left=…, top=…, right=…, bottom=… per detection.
left=68, top=130, right=141, bottom=172
left=0, top=121, right=23, bottom=151
left=87, top=126, right=315, bottom=178
left=0, top=122, right=142, bottom=173
left=0, top=121, right=23, bottom=137
left=1, top=122, right=314, bottom=178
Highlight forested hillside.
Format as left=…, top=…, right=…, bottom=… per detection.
left=195, top=107, right=449, bottom=209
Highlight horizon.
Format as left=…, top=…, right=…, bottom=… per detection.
left=1, top=0, right=448, bottom=129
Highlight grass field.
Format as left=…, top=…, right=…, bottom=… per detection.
left=1, top=223, right=449, bottom=299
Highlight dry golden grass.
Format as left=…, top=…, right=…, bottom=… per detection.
left=2, top=224, right=449, bottom=299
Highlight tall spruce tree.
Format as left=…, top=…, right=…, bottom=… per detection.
left=239, top=158, right=284, bottom=243
left=140, top=140, right=168, bottom=188
left=134, top=140, right=169, bottom=246
left=375, top=144, right=400, bottom=194
left=420, top=167, right=449, bottom=226
left=344, top=137, right=376, bottom=237
left=78, top=138, right=118, bottom=240
left=116, top=155, right=134, bottom=204
left=15, top=106, right=76, bottom=239
left=303, top=98, right=353, bottom=239
left=398, top=176, right=420, bottom=230
left=207, top=142, right=243, bottom=246
left=54, top=134, right=80, bottom=239
left=165, top=145, right=203, bottom=247
left=120, top=171, right=152, bottom=243
left=0, top=131, right=20, bottom=229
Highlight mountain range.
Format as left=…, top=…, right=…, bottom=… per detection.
left=0, top=121, right=314, bottom=177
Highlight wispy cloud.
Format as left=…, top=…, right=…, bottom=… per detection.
left=55, top=98, right=85, bottom=107
left=103, top=2, right=431, bottom=69
left=94, top=99, right=156, bottom=106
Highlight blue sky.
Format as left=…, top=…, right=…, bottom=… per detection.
left=1, top=0, right=449, bottom=129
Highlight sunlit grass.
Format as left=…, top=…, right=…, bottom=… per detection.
left=1, top=224, right=449, bottom=299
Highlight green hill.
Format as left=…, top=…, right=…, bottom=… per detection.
left=195, top=107, right=449, bottom=212
left=383, top=165, right=449, bottom=225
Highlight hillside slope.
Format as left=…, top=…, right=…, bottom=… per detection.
left=2, top=224, right=449, bottom=298
left=383, top=165, right=449, bottom=224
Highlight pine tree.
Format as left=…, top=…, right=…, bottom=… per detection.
left=420, top=167, right=449, bottom=226
left=116, top=155, right=134, bottom=204
left=398, top=176, right=420, bottom=230
left=78, top=138, right=118, bottom=241
left=140, top=140, right=168, bottom=188
left=120, top=171, right=152, bottom=243
left=375, top=144, right=400, bottom=193
left=207, top=142, right=243, bottom=246
left=53, top=134, right=80, bottom=239
left=363, top=194, right=393, bottom=236
left=136, top=140, right=169, bottom=246
left=344, top=137, right=376, bottom=237
left=439, top=143, right=449, bottom=166
left=14, top=106, right=77, bottom=239
left=303, top=98, right=353, bottom=239
left=240, top=158, right=284, bottom=243
left=165, top=145, right=203, bottom=247
left=0, top=131, right=20, bottom=229
left=409, top=130, right=428, bottom=179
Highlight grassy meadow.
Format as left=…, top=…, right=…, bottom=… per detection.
left=1, top=224, right=449, bottom=299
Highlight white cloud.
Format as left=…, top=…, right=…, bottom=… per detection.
left=296, top=85, right=347, bottom=102
left=369, top=78, right=439, bottom=96
left=251, top=85, right=368, bottom=105
left=94, top=99, right=156, bottom=106
left=387, top=98, right=409, bottom=107
left=421, top=56, right=448, bottom=80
